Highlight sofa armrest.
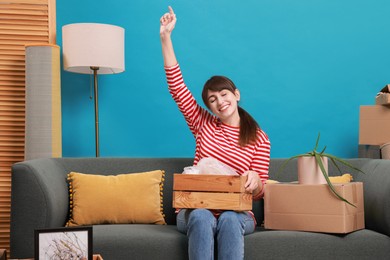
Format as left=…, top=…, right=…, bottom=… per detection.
left=10, top=158, right=69, bottom=258
left=356, top=159, right=390, bottom=237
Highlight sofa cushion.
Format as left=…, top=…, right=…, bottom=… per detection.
left=245, top=228, right=390, bottom=259
left=93, top=224, right=188, bottom=259
left=66, top=170, right=166, bottom=226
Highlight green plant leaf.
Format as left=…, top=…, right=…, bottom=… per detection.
left=329, top=157, right=343, bottom=175
left=322, top=153, right=365, bottom=174
left=314, top=133, right=320, bottom=151
left=314, top=152, right=356, bottom=207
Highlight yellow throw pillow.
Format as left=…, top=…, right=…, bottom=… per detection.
left=329, top=173, right=353, bottom=183
left=66, top=170, right=166, bottom=226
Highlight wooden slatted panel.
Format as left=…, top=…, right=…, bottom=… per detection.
left=0, top=0, right=56, bottom=256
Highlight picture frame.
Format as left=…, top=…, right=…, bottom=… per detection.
left=35, top=226, right=93, bottom=260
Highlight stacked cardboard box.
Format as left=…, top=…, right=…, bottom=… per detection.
left=375, top=84, right=390, bottom=105
left=359, top=105, right=390, bottom=145
left=359, top=84, right=390, bottom=158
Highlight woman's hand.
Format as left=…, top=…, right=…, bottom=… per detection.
left=160, top=6, right=176, bottom=39
left=160, top=6, right=178, bottom=67
left=243, top=171, right=263, bottom=196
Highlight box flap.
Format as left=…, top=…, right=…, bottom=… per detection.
left=376, top=85, right=390, bottom=105
left=378, top=84, right=390, bottom=93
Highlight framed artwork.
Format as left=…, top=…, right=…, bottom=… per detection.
left=35, top=226, right=93, bottom=260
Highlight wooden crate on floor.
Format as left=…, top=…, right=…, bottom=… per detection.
left=173, top=174, right=252, bottom=211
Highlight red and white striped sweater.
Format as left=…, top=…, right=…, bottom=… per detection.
left=165, top=64, right=271, bottom=199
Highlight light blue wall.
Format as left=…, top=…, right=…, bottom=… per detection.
left=58, top=0, right=390, bottom=158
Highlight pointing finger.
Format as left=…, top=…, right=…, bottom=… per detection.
left=168, top=6, right=175, bottom=15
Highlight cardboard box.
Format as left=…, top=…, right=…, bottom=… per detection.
left=264, top=182, right=364, bottom=233
left=359, top=105, right=390, bottom=145
left=376, top=93, right=390, bottom=105
left=376, top=84, right=390, bottom=105
left=173, top=174, right=252, bottom=211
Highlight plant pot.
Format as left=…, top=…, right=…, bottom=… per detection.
left=297, top=156, right=328, bottom=184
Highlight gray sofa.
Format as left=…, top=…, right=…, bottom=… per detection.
left=10, top=157, right=390, bottom=259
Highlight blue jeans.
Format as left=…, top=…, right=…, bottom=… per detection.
left=176, top=209, right=255, bottom=260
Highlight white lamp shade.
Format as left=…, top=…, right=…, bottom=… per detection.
left=62, top=23, right=125, bottom=74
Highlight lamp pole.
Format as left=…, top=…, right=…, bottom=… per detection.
left=91, top=66, right=100, bottom=157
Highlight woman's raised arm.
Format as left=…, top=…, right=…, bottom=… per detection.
left=160, top=6, right=178, bottom=67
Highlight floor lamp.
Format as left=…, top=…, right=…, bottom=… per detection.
left=62, top=23, right=125, bottom=157
left=25, top=44, right=62, bottom=160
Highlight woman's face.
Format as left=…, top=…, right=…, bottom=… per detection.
left=206, top=88, right=240, bottom=125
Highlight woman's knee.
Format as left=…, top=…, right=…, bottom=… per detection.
left=218, top=211, right=239, bottom=224
left=188, top=209, right=215, bottom=225
left=217, top=211, right=244, bottom=233
left=218, top=211, right=255, bottom=236
left=187, top=209, right=217, bottom=237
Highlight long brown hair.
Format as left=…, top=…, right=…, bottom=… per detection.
left=202, top=76, right=260, bottom=147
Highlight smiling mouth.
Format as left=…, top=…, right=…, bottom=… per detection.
left=219, top=104, right=229, bottom=112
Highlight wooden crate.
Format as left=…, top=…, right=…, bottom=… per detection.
left=173, top=174, right=252, bottom=211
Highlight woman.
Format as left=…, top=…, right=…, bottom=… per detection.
left=160, top=6, right=271, bottom=260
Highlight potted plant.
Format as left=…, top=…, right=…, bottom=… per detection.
left=278, top=133, right=365, bottom=207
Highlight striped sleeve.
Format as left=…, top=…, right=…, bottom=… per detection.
left=164, top=64, right=209, bottom=137
left=251, top=130, right=271, bottom=200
